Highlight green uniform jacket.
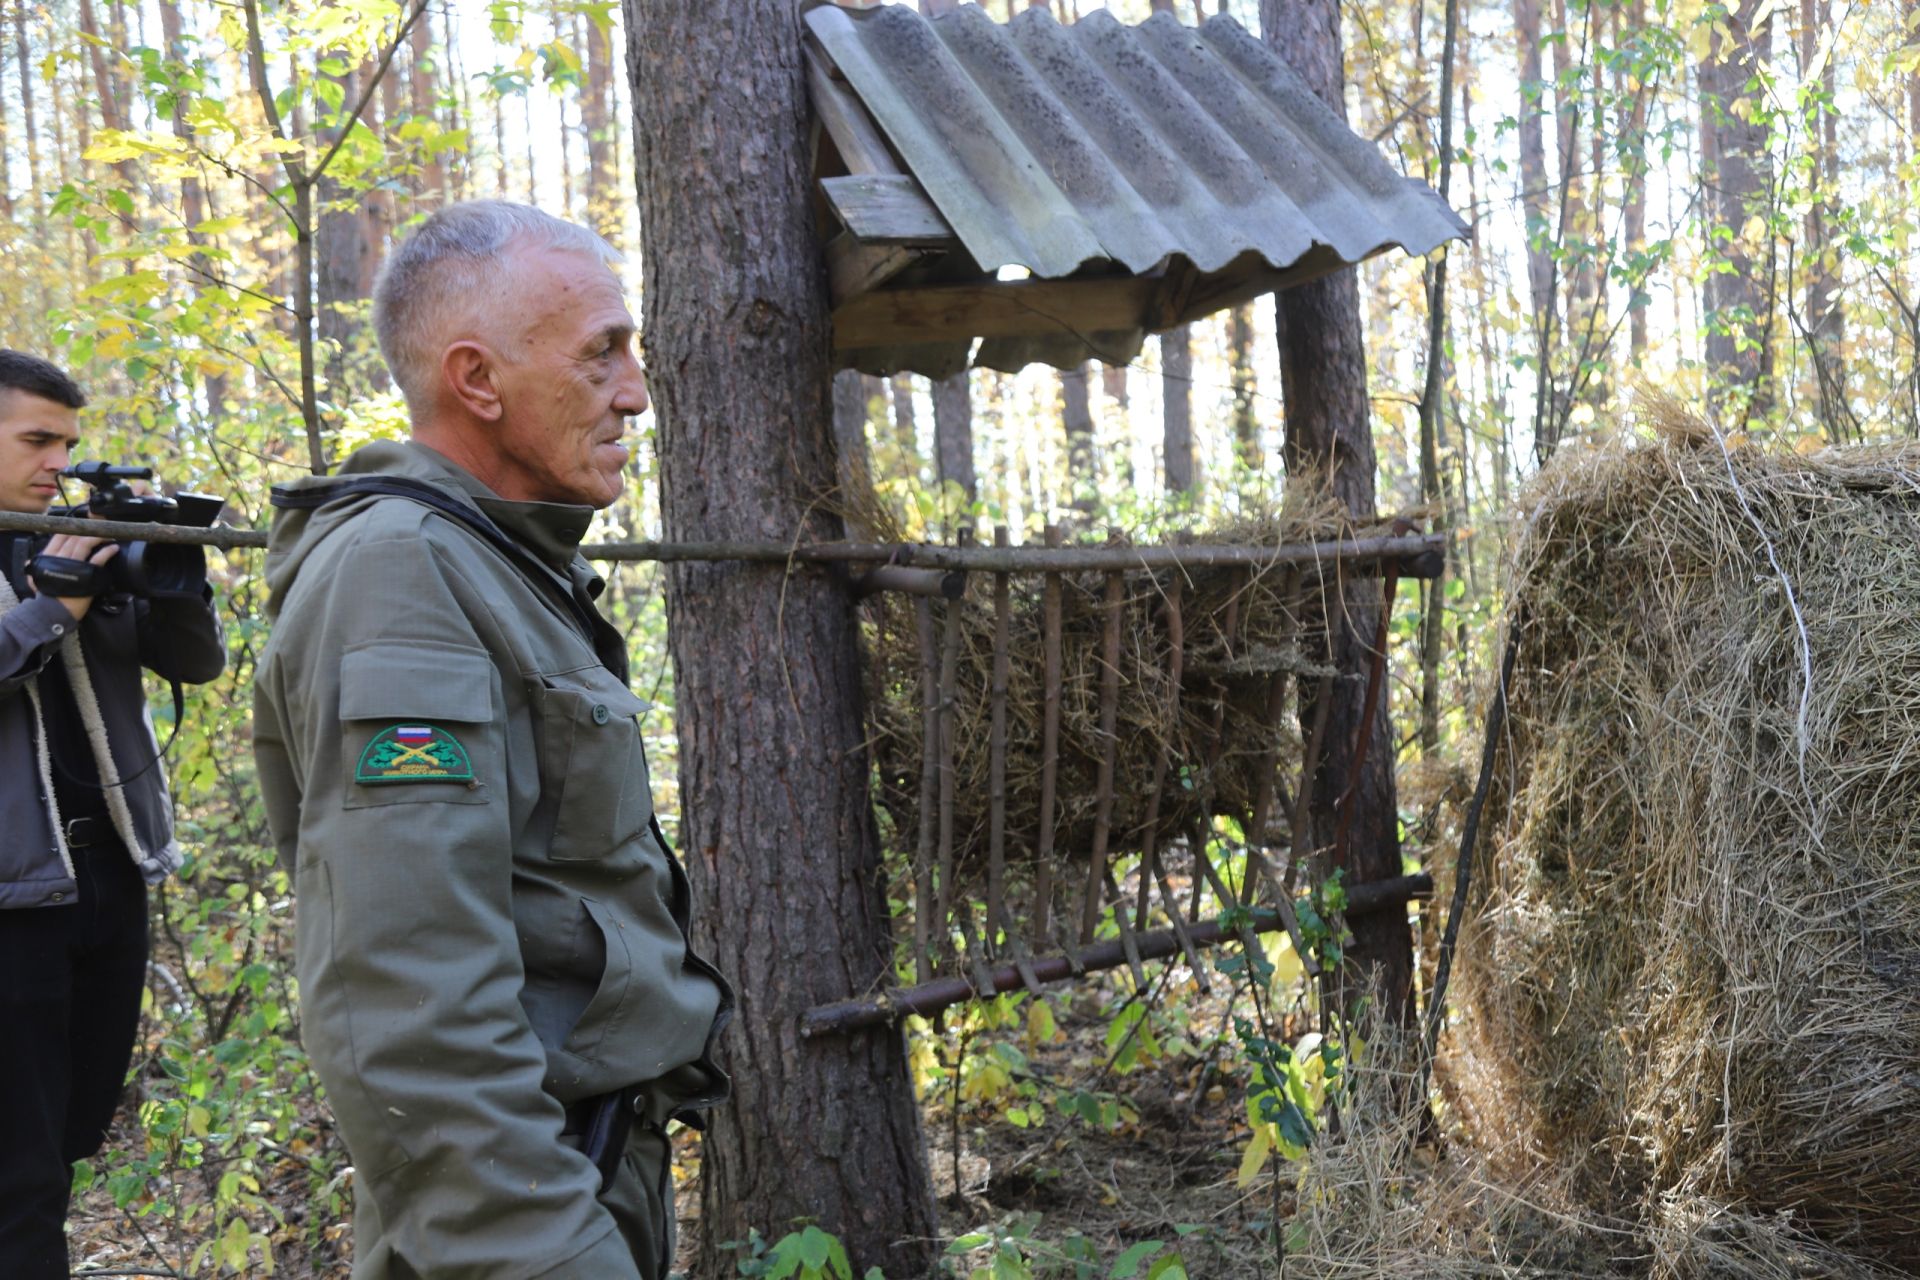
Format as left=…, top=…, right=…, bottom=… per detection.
left=252, top=440, right=730, bottom=1280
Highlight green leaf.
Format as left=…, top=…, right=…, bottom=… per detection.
left=1109, top=1241, right=1163, bottom=1279
left=948, top=1232, right=991, bottom=1253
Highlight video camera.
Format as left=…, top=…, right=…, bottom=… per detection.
left=24, top=462, right=224, bottom=600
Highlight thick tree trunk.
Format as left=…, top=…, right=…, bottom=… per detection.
left=1514, top=0, right=1552, bottom=357
left=13, top=1, right=39, bottom=217
left=1624, top=0, right=1649, bottom=359
left=1161, top=325, right=1194, bottom=494
left=1800, top=0, right=1843, bottom=428
left=410, top=15, right=444, bottom=197
left=932, top=372, right=976, bottom=503
left=1229, top=303, right=1260, bottom=468
left=1699, top=4, right=1775, bottom=421
left=583, top=6, right=619, bottom=239
left=889, top=372, right=919, bottom=469
left=625, top=4, right=936, bottom=1273
left=1060, top=362, right=1094, bottom=513
left=1259, top=0, right=1414, bottom=1035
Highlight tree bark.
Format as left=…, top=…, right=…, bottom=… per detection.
left=1515, top=0, right=1553, bottom=358
left=1229, top=303, right=1260, bottom=468
left=889, top=372, right=919, bottom=469
left=1161, top=325, right=1194, bottom=494
left=1699, top=2, right=1775, bottom=421
left=13, top=0, right=39, bottom=218
left=410, top=12, right=444, bottom=198
left=1060, top=362, right=1094, bottom=513
left=583, top=6, right=619, bottom=239
left=1800, top=0, right=1843, bottom=429
left=1259, top=0, right=1414, bottom=1035
left=1624, top=0, right=1649, bottom=359
left=931, top=372, right=976, bottom=504
left=625, top=3, right=936, bottom=1273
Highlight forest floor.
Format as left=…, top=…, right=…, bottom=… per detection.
left=64, top=966, right=1281, bottom=1279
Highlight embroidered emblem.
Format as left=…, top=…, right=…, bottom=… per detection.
left=355, top=724, right=474, bottom=785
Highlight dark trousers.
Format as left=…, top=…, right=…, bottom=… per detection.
left=0, top=835, right=150, bottom=1279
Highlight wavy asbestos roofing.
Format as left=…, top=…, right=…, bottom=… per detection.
left=804, top=2, right=1468, bottom=287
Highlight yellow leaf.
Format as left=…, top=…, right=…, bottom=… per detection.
left=1236, top=1125, right=1273, bottom=1187
left=188, top=1105, right=211, bottom=1137
left=1026, top=999, right=1058, bottom=1046
left=1793, top=433, right=1825, bottom=455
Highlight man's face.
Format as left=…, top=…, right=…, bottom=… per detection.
left=487, top=244, right=648, bottom=509
left=0, top=390, right=80, bottom=515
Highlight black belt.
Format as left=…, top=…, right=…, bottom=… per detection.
left=64, top=815, right=114, bottom=850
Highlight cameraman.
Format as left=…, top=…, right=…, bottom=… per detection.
left=0, top=350, right=224, bottom=1277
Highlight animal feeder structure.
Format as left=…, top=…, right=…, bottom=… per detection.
left=803, top=0, right=1469, bottom=377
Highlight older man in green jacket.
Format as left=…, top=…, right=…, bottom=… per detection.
left=252, top=201, right=729, bottom=1280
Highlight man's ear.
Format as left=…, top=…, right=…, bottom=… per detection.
left=442, top=341, right=504, bottom=422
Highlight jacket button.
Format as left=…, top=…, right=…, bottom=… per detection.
left=49, top=892, right=64, bottom=902
left=591, top=703, right=611, bottom=725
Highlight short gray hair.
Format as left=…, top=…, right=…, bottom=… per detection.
left=372, top=200, right=621, bottom=407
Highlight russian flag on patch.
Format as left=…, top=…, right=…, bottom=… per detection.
left=395, top=726, right=435, bottom=744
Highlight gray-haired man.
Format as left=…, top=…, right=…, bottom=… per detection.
left=252, top=202, right=730, bottom=1279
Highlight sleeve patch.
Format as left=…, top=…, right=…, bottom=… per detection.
left=355, top=724, right=476, bottom=786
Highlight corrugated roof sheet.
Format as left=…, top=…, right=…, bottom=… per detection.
left=806, top=1, right=1468, bottom=375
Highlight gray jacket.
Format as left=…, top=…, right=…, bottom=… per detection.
left=0, top=538, right=226, bottom=907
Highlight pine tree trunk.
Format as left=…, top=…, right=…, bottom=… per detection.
left=1229, top=303, right=1260, bottom=468
left=1161, top=325, right=1194, bottom=494
left=1624, top=0, right=1649, bottom=359
left=624, top=3, right=937, bottom=1272
left=1514, top=0, right=1553, bottom=368
left=1259, top=0, right=1414, bottom=1036
left=13, top=0, right=39, bottom=218
left=1699, top=4, right=1775, bottom=421
left=1060, top=362, right=1094, bottom=512
left=932, top=372, right=976, bottom=504
left=583, top=7, right=618, bottom=239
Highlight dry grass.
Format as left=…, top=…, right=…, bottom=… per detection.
left=1445, top=396, right=1920, bottom=1271
left=860, top=484, right=1369, bottom=905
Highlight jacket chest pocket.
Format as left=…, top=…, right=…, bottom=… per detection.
left=531, top=665, right=654, bottom=862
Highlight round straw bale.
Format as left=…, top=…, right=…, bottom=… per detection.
left=1448, top=408, right=1920, bottom=1265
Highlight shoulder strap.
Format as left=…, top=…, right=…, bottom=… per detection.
left=270, top=477, right=600, bottom=646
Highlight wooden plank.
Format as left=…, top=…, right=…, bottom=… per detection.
left=1033, top=525, right=1065, bottom=944
left=1079, top=534, right=1127, bottom=945
left=914, top=599, right=940, bottom=984
left=803, top=41, right=899, bottom=177
left=935, top=566, right=965, bottom=960
left=826, top=231, right=929, bottom=308
left=822, top=173, right=955, bottom=244
left=833, top=275, right=1158, bottom=350
left=987, top=526, right=1011, bottom=957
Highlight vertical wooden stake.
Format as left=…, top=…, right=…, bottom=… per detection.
left=987, top=525, right=1012, bottom=955
left=935, top=530, right=967, bottom=962
left=1081, top=529, right=1126, bottom=945
left=913, top=598, right=939, bottom=983
left=1034, top=524, right=1065, bottom=947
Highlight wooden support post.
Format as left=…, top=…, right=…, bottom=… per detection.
left=934, top=539, right=966, bottom=962
left=913, top=599, right=939, bottom=983
left=1080, top=531, right=1126, bottom=945
left=1033, top=524, right=1065, bottom=951
left=1290, top=673, right=1337, bottom=897
left=987, top=526, right=1011, bottom=956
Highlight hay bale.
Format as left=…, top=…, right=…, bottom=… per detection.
left=1448, top=402, right=1920, bottom=1266
left=863, top=508, right=1354, bottom=897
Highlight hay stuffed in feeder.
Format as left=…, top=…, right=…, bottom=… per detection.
left=864, top=504, right=1360, bottom=901
left=1447, top=401, right=1920, bottom=1266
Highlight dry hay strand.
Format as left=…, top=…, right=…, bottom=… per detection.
left=1446, top=396, right=1920, bottom=1267
left=862, top=492, right=1367, bottom=904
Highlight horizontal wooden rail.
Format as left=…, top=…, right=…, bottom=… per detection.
left=799, top=872, right=1434, bottom=1037
left=0, top=511, right=1444, bottom=578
